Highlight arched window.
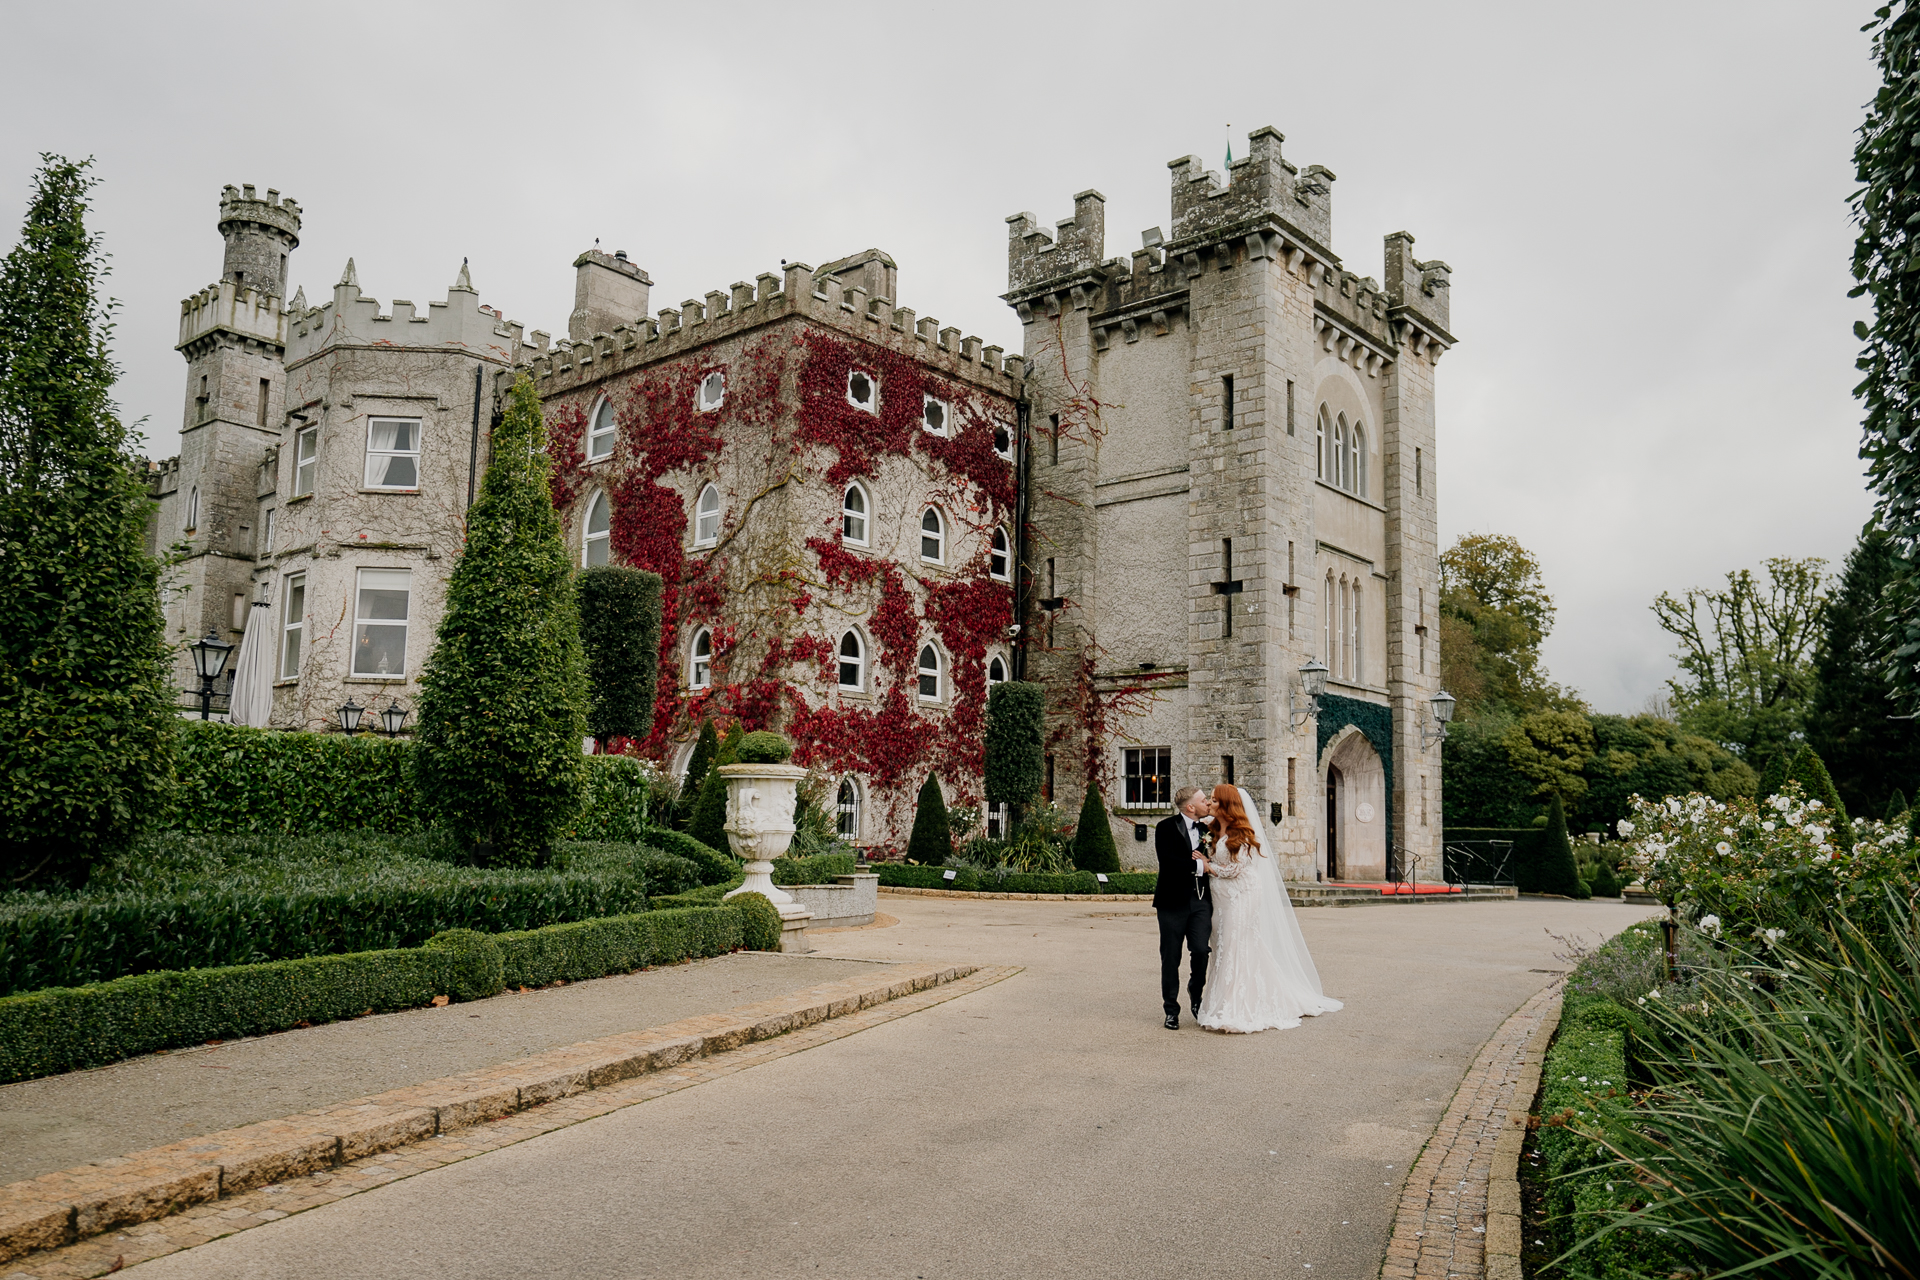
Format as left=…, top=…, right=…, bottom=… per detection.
left=697, top=370, right=725, bottom=412
left=836, top=778, right=862, bottom=839
left=1333, top=415, right=1350, bottom=491
left=1324, top=570, right=1335, bottom=665
left=841, top=483, right=868, bottom=545
left=184, top=485, right=200, bottom=532
left=847, top=369, right=878, bottom=414
left=587, top=398, right=616, bottom=461
left=1337, top=576, right=1350, bottom=681
left=988, top=655, right=1007, bottom=685
left=694, top=484, right=721, bottom=547
left=582, top=492, right=611, bottom=567
left=920, top=508, right=945, bottom=563
left=1353, top=580, right=1364, bottom=682
left=990, top=527, right=1010, bottom=581
left=1316, top=407, right=1329, bottom=481
left=917, top=644, right=942, bottom=701
left=838, top=630, right=865, bottom=690
left=690, top=627, right=712, bottom=689
left=1352, top=425, right=1368, bottom=499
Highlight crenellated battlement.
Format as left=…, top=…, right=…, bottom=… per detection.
left=1006, top=191, right=1107, bottom=296
left=283, top=258, right=525, bottom=368
left=218, top=184, right=302, bottom=245
left=1165, top=127, right=1333, bottom=253
left=1383, top=231, right=1453, bottom=344
left=177, top=279, right=288, bottom=356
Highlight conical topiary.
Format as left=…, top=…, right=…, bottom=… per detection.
left=1886, top=788, right=1909, bottom=823
left=1756, top=753, right=1789, bottom=801
left=905, top=774, right=951, bottom=865
left=1536, top=794, right=1585, bottom=897
left=689, top=723, right=742, bottom=853
left=1785, top=744, right=1852, bottom=850
left=676, top=718, right=719, bottom=828
left=1072, top=783, right=1121, bottom=873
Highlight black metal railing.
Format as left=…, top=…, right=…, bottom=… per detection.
left=1442, top=840, right=1515, bottom=887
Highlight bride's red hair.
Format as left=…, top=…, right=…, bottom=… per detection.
left=1210, top=784, right=1263, bottom=857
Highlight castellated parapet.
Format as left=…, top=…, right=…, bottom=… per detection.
left=217, top=185, right=301, bottom=299
left=284, top=258, right=526, bottom=368
left=177, top=280, right=288, bottom=359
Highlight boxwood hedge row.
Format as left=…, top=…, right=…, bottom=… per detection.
left=874, top=864, right=1156, bottom=895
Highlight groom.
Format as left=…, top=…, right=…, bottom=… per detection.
left=1153, top=785, right=1216, bottom=1030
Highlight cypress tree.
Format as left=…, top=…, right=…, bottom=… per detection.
left=688, top=722, right=741, bottom=852
left=0, top=156, right=174, bottom=889
left=1755, top=752, right=1789, bottom=801
left=675, top=717, right=720, bottom=827
left=1785, top=744, right=1853, bottom=850
left=1071, top=783, right=1121, bottom=873
left=1805, top=525, right=1920, bottom=815
left=1887, top=788, right=1909, bottom=822
left=1535, top=794, right=1585, bottom=897
left=577, top=565, right=661, bottom=751
left=905, top=773, right=951, bottom=865
left=412, top=375, right=588, bottom=867
left=984, top=682, right=1045, bottom=813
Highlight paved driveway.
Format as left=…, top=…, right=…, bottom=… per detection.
left=126, top=895, right=1655, bottom=1280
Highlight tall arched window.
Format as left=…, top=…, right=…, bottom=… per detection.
left=1353, top=580, right=1365, bottom=682
left=841, top=483, right=868, bottom=545
left=1316, top=407, right=1328, bottom=480
left=582, top=492, right=611, bottom=566
left=836, top=778, right=862, bottom=839
left=988, top=655, right=1008, bottom=685
left=184, top=485, right=200, bottom=532
left=1334, top=415, right=1351, bottom=491
left=689, top=627, right=712, bottom=689
left=917, top=644, right=942, bottom=701
left=1323, top=570, right=1335, bottom=667
left=1338, top=576, right=1351, bottom=681
left=838, top=630, right=865, bottom=690
left=587, top=398, right=616, bottom=460
left=694, top=484, right=721, bottom=547
left=1352, top=425, right=1368, bottom=499
left=990, top=527, right=1010, bottom=581
left=920, top=508, right=945, bottom=564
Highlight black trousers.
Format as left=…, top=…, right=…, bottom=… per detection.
left=1157, top=899, right=1212, bottom=1017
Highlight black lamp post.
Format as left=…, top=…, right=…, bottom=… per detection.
left=378, top=697, right=409, bottom=738
left=337, top=697, right=366, bottom=734
left=1421, top=689, right=1457, bottom=750
left=1289, top=658, right=1329, bottom=729
left=188, top=630, right=235, bottom=720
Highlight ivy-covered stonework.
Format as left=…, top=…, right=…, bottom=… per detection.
left=1317, top=693, right=1396, bottom=851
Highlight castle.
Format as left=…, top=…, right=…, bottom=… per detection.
left=148, top=127, right=1453, bottom=873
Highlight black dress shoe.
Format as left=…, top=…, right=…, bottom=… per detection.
left=1164, top=1013, right=1180, bottom=1030
left=1191, top=999, right=1202, bottom=1018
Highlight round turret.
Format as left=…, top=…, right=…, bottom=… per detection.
left=217, top=183, right=301, bottom=299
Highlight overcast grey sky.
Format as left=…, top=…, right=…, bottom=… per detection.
left=0, top=1, right=1880, bottom=713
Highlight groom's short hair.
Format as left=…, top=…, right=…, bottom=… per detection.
left=1173, top=785, right=1203, bottom=809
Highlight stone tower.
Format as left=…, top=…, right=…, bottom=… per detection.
left=1004, top=127, right=1455, bottom=883
left=153, top=185, right=299, bottom=690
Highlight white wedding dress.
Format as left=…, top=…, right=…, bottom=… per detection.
left=1196, top=787, right=1343, bottom=1033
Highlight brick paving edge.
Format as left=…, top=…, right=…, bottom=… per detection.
left=0, top=959, right=985, bottom=1267
left=1484, top=989, right=1563, bottom=1280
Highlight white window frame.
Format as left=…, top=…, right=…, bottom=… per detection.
left=363, top=416, right=422, bottom=491
left=838, top=629, right=866, bottom=691
left=694, top=484, right=721, bottom=547
left=922, top=394, right=951, bottom=437
left=587, top=398, right=616, bottom=461
left=697, top=370, right=726, bottom=413
left=1353, top=425, right=1368, bottom=498
left=836, top=777, right=862, bottom=840
left=993, top=419, right=1014, bottom=460
left=920, top=507, right=945, bottom=564
left=1315, top=407, right=1327, bottom=482
left=846, top=368, right=878, bottom=414
left=262, top=508, right=276, bottom=555
left=841, top=482, right=869, bottom=545
left=582, top=491, right=611, bottom=567
left=990, top=527, right=1010, bottom=581
left=293, top=426, right=319, bottom=497
left=280, top=572, right=306, bottom=680
left=350, top=567, right=412, bottom=678
left=690, top=627, right=712, bottom=689
left=917, top=644, right=942, bottom=702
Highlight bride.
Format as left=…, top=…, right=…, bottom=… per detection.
left=1196, top=783, right=1343, bottom=1033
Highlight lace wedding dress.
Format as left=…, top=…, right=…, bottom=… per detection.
left=1196, top=787, right=1343, bottom=1033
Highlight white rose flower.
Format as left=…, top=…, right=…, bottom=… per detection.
left=1618, top=819, right=1635, bottom=837
left=1699, top=914, right=1722, bottom=937
left=1715, top=842, right=1732, bottom=856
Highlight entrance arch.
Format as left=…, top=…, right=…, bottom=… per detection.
left=1322, top=728, right=1387, bottom=882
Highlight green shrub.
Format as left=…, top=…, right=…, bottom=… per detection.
left=728, top=891, right=783, bottom=950
left=771, top=851, right=856, bottom=885
left=556, top=840, right=699, bottom=897
left=566, top=755, right=655, bottom=842
left=413, top=374, right=588, bottom=867
left=871, top=862, right=1138, bottom=895
left=649, top=880, right=740, bottom=908
left=639, top=828, right=738, bottom=886
left=0, top=158, right=176, bottom=891
left=0, top=904, right=746, bottom=1084
left=1887, top=787, right=1909, bottom=822
left=1785, top=743, right=1852, bottom=849
left=1071, top=784, right=1121, bottom=873
left=1522, top=794, right=1583, bottom=895
left=984, top=682, right=1045, bottom=810
left=906, top=774, right=951, bottom=866
left=676, top=718, right=719, bottom=826
left=1756, top=751, right=1788, bottom=800
left=876, top=863, right=980, bottom=891
left=169, top=721, right=417, bottom=835
left=688, top=724, right=741, bottom=851
left=577, top=565, right=662, bottom=748
left=423, top=928, right=504, bottom=1002
left=734, top=731, right=792, bottom=764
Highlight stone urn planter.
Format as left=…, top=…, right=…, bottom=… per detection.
left=719, top=761, right=811, bottom=924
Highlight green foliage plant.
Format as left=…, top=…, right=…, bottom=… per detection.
left=0, top=157, right=175, bottom=889
left=1533, top=794, right=1584, bottom=897
left=728, top=890, right=783, bottom=950
left=169, top=720, right=416, bottom=834
left=1071, top=783, right=1121, bottom=873
left=676, top=718, right=719, bottom=826
left=566, top=755, right=657, bottom=842
left=423, top=928, right=505, bottom=1002
left=1502, top=709, right=1596, bottom=804
left=1805, top=525, right=1920, bottom=816
left=770, top=851, right=855, bottom=885
left=413, top=375, right=589, bottom=868
left=1755, top=751, right=1789, bottom=800
left=688, top=723, right=741, bottom=852
left=639, top=827, right=738, bottom=885
left=576, top=565, right=662, bottom=749
left=984, top=682, right=1045, bottom=811
left=905, top=773, right=952, bottom=866
left=1785, top=743, right=1853, bottom=850
left=1888, top=787, right=1909, bottom=822
left=734, top=730, right=792, bottom=764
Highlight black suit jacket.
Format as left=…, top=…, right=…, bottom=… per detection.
left=1152, top=813, right=1209, bottom=911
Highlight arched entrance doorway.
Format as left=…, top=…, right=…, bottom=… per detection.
left=1322, top=729, right=1387, bottom=882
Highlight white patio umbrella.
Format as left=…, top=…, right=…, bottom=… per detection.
left=226, top=583, right=275, bottom=728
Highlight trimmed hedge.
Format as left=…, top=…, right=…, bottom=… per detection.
left=772, top=852, right=856, bottom=885
left=641, top=828, right=739, bottom=885
left=0, top=905, right=747, bottom=1084
left=728, top=891, right=784, bottom=950
left=874, top=864, right=1154, bottom=895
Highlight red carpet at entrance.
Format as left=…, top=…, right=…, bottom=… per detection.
left=1334, top=882, right=1464, bottom=895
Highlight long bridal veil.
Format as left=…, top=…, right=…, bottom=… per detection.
left=1237, top=786, right=1342, bottom=1013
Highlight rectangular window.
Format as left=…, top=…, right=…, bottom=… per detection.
left=293, top=426, right=319, bottom=496
left=262, top=508, right=276, bottom=556
left=364, top=417, right=421, bottom=490
left=280, top=573, right=306, bottom=679
left=351, top=568, right=411, bottom=677
left=1049, top=413, right=1060, bottom=466
left=1287, top=757, right=1297, bottom=819
left=1286, top=380, right=1295, bottom=437
left=1415, top=447, right=1423, bottom=496
left=1222, top=754, right=1236, bottom=785
left=257, top=378, right=271, bottom=427
left=1044, top=753, right=1055, bottom=802
left=1421, top=775, right=1429, bottom=827
left=196, top=375, right=209, bottom=423
left=1221, top=374, right=1234, bottom=431
left=1124, top=747, right=1172, bottom=807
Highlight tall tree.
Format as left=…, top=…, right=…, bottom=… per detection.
left=412, top=375, right=588, bottom=867
left=1804, top=525, right=1920, bottom=816
left=0, top=156, right=174, bottom=889
left=1439, top=533, right=1575, bottom=720
left=1851, top=2, right=1920, bottom=712
left=984, top=681, right=1045, bottom=815
left=1652, top=557, right=1827, bottom=761
left=576, top=565, right=662, bottom=752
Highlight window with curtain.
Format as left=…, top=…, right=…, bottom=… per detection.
left=293, top=426, right=319, bottom=496
left=351, top=568, right=411, bottom=677
left=695, top=485, right=721, bottom=546
left=364, top=417, right=420, bottom=489
left=582, top=492, right=610, bottom=566
left=587, top=399, right=616, bottom=460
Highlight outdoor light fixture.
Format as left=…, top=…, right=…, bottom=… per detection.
left=1421, top=689, right=1457, bottom=750
left=337, top=697, right=366, bottom=734
left=1289, top=658, right=1329, bottom=730
left=378, top=697, right=409, bottom=738
left=187, top=630, right=235, bottom=720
